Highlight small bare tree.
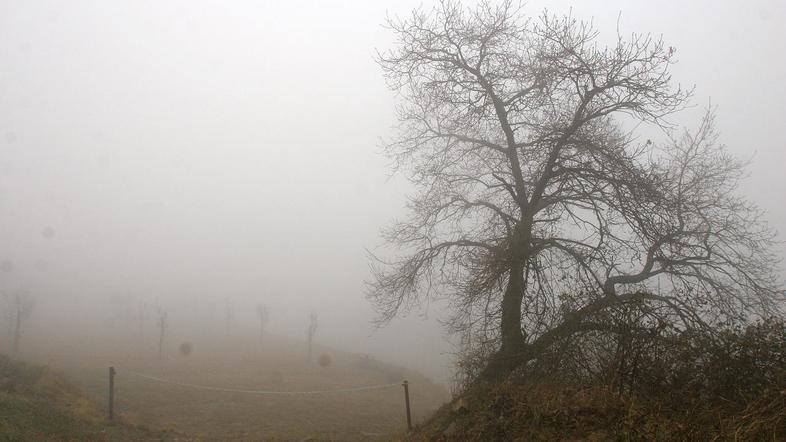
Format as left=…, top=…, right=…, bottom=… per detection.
left=138, top=299, right=147, bottom=338
left=1, top=291, right=13, bottom=344
left=256, top=304, right=270, bottom=343
left=4, top=290, right=35, bottom=355
left=155, top=306, right=168, bottom=360
left=306, top=313, right=318, bottom=362
left=224, top=299, right=233, bottom=336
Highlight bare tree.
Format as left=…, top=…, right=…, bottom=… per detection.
left=1, top=291, right=13, bottom=344
left=256, top=304, right=270, bottom=343
left=3, top=290, right=35, bottom=355
left=138, top=299, right=147, bottom=338
left=369, top=1, right=781, bottom=376
left=224, top=299, right=233, bottom=336
left=306, top=312, right=318, bottom=362
left=155, top=305, right=168, bottom=360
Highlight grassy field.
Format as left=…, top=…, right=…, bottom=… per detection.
left=13, top=323, right=449, bottom=441
left=0, top=354, right=179, bottom=441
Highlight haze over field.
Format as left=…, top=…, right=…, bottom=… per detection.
left=1, top=0, right=785, bottom=385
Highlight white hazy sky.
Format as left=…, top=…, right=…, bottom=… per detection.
left=1, top=0, right=784, bottom=382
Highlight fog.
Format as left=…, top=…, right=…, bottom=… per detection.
left=1, top=0, right=784, bottom=385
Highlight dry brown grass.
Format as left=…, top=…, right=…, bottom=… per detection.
left=0, top=354, right=180, bottom=441
left=408, top=370, right=786, bottom=441
left=16, top=323, right=449, bottom=441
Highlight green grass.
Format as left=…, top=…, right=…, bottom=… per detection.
left=0, top=354, right=175, bottom=441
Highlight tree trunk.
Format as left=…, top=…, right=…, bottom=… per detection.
left=485, top=259, right=527, bottom=377
left=500, top=261, right=525, bottom=355
left=13, top=310, right=21, bottom=354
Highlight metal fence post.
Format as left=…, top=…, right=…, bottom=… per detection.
left=402, top=380, right=412, bottom=430
left=108, top=366, right=116, bottom=421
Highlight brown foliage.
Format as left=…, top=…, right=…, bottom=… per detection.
left=431, top=318, right=786, bottom=441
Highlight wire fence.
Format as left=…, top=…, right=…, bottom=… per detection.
left=107, top=366, right=414, bottom=430
left=126, top=370, right=403, bottom=395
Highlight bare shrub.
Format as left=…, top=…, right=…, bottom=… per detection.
left=317, top=353, right=332, bottom=368
left=178, top=342, right=193, bottom=356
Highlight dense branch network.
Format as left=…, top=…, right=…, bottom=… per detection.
left=368, top=0, right=782, bottom=372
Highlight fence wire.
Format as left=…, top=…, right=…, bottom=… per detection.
left=125, top=370, right=402, bottom=395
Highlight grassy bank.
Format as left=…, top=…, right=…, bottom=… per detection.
left=0, top=354, right=175, bottom=441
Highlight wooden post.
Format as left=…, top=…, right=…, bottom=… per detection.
left=402, top=380, right=412, bottom=431
left=108, top=366, right=116, bottom=422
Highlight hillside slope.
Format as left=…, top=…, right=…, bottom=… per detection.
left=0, top=354, right=176, bottom=441
left=406, top=372, right=786, bottom=441
left=14, top=324, right=449, bottom=441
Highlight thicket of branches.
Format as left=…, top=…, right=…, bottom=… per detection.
left=444, top=317, right=786, bottom=440
left=368, top=0, right=782, bottom=378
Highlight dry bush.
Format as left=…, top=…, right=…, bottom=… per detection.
left=317, top=353, right=332, bottom=368
left=451, top=338, right=498, bottom=395
left=447, top=317, right=786, bottom=439
left=178, top=342, right=193, bottom=356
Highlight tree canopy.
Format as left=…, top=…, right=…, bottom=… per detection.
left=368, top=0, right=782, bottom=375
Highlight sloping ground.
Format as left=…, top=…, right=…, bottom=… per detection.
left=16, top=324, right=449, bottom=441
left=406, top=320, right=786, bottom=441
left=406, top=375, right=786, bottom=441
left=0, top=354, right=177, bottom=441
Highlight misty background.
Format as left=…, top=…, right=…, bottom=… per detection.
left=1, top=0, right=784, bottom=384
